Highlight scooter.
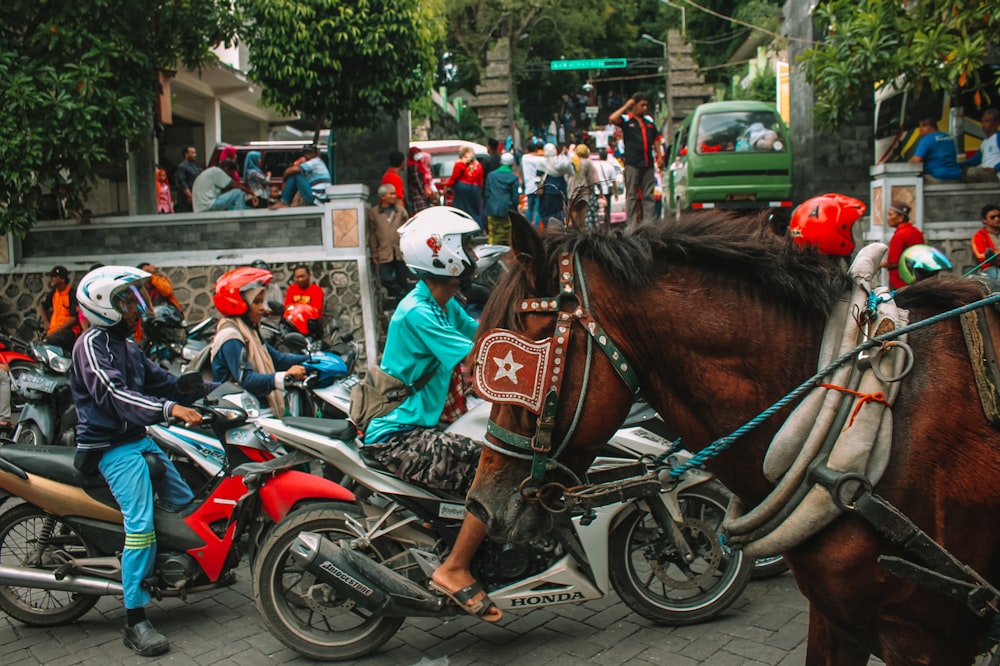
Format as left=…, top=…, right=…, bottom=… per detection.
left=252, top=412, right=754, bottom=661
left=141, top=304, right=216, bottom=376
left=10, top=342, right=75, bottom=447
left=0, top=377, right=355, bottom=629
left=0, top=330, right=39, bottom=412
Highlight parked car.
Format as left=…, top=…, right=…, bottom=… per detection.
left=410, top=140, right=489, bottom=205
left=666, top=101, right=793, bottom=218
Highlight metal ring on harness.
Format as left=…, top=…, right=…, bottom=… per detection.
left=830, top=472, right=873, bottom=511
left=858, top=340, right=914, bottom=383
left=537, top=482, right=570, bottom=513
left=518, top=477, right=542, bottom=501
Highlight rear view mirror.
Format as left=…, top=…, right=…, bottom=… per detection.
left=268, top=300, right=284, bottom=315
left=176, top=371, right=206, bottom=397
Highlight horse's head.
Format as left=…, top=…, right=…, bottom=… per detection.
left=466, top=214, right=635, bottom=543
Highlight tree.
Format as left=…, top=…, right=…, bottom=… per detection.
left=800, top=0, right=1000, bottom=129
left=236, top=0, right=444, bottom=143
left=0, top=1, right=240, bottom=235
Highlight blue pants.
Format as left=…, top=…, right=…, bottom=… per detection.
left=208, top=189, right=246, bottom=211
left=98, top=437, right=194, bottom=609
left=281, top=176, right=330, bottom=205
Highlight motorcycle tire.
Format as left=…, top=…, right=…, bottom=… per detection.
left=0, top=503, right=100, bottom=625
left=609, top=482, right=753, bottom=625
left=13, top=422, right=45, bottom=447
left=751, top=554, right=789, bottom=579
left=253, top=505, right=405, bottom=661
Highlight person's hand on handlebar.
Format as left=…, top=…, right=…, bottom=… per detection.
left=171, top=404, right=203, bottom=426
left=285, top=365, right=307, bottom=382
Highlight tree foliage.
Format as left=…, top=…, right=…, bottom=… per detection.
left=0, top=1, right=239, bottom=235
left=800, top=0, right=1000, bottom=129
left=236, top=0, right=444, bottom=141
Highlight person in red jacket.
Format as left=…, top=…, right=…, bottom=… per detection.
left=971, top=203, right=1000, bottom=278
left=442, top=146, right=484, bottom=225
left=381, top=151, right=406, bottom=209
left=880, top=200, right=924, bottom=289
left=284, top=264, right=324, bottom=314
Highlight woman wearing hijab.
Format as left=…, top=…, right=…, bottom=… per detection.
left=219, top=146, right=241, bottom=182
left=243, top=151, right=270, bottom=207
left=210, top=267, right=307, bottom=414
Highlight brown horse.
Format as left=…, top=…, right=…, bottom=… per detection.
left=467, top=212, right=1000, bottom=664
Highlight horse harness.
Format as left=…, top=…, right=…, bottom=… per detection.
left=474, top=247, right=1000, bottom=624
left=473, top=251, right=643, bottom=495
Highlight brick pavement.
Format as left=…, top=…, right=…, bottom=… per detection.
left=0, top=567, right=815, bottom=666
left=1, top=566, right=994, bottom=664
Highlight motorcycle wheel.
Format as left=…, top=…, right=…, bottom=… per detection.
left=609, top=483, right=753, bottom=625
left=13, top=422, right=45, bottom=447
left=0, top=503, right=100, bottom=625
left=253, top=505, right=405, bottom=661
left=752, top=554, right=789, bottom=579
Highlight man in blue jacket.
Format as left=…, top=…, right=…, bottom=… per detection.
left=72, top=266, right=209, bottom=657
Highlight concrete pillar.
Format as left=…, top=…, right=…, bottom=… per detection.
left=203, top=98, right=222, bottom=155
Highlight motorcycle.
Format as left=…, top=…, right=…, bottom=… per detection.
left=10, top=341, right=75, bottom=447
left=462, top=243, right=510, bottom=319
left=0, top=377, right=355, bottom=629
left=252, top=411, right=755, bottom=661
left=0, top=330, right=40, bottom=412
left=142, top=304, right=217, bottom=376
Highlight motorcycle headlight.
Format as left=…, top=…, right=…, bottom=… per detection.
left=50, top=355, right=72, bottom=373
left=240, top=392, right=261, bottom=419
left=214, top=407, right=244, bottom=422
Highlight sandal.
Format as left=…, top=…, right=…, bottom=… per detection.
left=429, top=579, right=503, bottom=623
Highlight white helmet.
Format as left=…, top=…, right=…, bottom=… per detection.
left=77, top=265, right=152, bottom=327
left=397, top=207, right=480, bottom=279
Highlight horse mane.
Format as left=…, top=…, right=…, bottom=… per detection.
left=892, top=274, right=991, bottom=312
left=481, top=212, right=854, bottom=333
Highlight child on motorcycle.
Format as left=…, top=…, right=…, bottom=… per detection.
left=362, top=206, right=502, bottom=623
left=71, top=266, right=209, bottom=657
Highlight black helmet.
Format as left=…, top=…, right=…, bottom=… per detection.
left=250, top=259, right=271, bottom=271
left=141, top=303, right=186, bottom=344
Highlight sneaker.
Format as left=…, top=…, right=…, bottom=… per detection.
left=123, top=620, right=170, bottom=657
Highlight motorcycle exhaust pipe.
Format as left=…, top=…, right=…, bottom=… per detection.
left=290, top=532, right=443, bottom=618
left=0, top=564, right=123, bottom=596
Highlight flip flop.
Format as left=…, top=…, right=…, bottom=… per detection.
left=429, top=579, right=503, bottom=623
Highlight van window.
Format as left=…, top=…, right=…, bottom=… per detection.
left=695, top=110, right=786, bottom=154
left=875, top=91, right=904, bottom=142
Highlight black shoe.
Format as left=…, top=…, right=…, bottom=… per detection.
left=124, top=620, right=170, bottom=657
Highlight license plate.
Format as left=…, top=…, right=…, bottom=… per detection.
left=17, top=373, right=57, bottom=394
left=726, top=193, right=757, bottom=201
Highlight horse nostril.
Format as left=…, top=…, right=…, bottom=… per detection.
left=466, top=497, right=490, bottom=525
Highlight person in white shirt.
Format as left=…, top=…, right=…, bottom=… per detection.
left=520, top=139, right=546, bottom=227
left=961, top=109, right=1000, bottom=183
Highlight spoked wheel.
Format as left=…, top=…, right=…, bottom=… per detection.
left=609, top=483, right=753, bottom=625
left=253, top=505, right=405, bottom=661
left=0, top=503, right=100, bottom=625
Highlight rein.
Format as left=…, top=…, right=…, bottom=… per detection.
left=480, top=252, right=642, bottom=487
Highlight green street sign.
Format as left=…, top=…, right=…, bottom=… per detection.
left=551, top=58, right=627, bottom=71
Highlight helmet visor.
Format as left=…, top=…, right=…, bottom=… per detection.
left=111, top=283, right=152, bottom=318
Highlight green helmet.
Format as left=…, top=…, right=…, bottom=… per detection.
left=898, top=244, right=952, bottom=284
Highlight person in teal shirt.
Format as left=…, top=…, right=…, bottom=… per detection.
left=362, top=206, right=502, bottom=624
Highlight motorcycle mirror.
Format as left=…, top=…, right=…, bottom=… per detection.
left=176, top=372, right=206, bottom=396
left=22, top=316, right=43, bottom=332
left=267, top=300, right=284, bottom=315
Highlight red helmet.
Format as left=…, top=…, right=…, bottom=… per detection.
left=213, top=267, right=272, bottom=316
left=284, top=302, right=321, bottom=335
left=788, top=194, right=866, bottom=256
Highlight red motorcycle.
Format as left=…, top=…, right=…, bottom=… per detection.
left=0, top=380, right=354, bottom=627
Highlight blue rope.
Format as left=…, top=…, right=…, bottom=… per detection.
left=669, top=290, right=1000, bottom=478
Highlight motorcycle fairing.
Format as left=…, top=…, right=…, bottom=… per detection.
left=257, top=469, right=355, bottom=523
left=0, top=467, right=122, bottom=523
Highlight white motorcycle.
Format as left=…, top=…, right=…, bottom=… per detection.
left=252, top=409, right=754, bottom=661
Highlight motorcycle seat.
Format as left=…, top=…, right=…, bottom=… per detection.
left=280, top=416, right=357, bottom=441
left=0, top=445, right=106, bottom=488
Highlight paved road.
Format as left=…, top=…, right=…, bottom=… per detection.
left=0, top=565, right=822, bottom=666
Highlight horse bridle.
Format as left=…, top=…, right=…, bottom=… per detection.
left=480, top=251, right=643, bottom=489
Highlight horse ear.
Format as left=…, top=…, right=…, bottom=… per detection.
left=509, top=211, right=547, bottom=290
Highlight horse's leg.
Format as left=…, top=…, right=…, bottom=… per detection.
left=805, top=605, right=870, bottom=666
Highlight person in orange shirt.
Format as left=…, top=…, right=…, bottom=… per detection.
left=38, top=265, right=81, bottom=353
left=134, top=262, right=185, bottom=343
left=283, top=264, right=324, bottom=314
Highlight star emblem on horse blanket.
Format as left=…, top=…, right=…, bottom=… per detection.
left=493, top=351, right=524, bottom=384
